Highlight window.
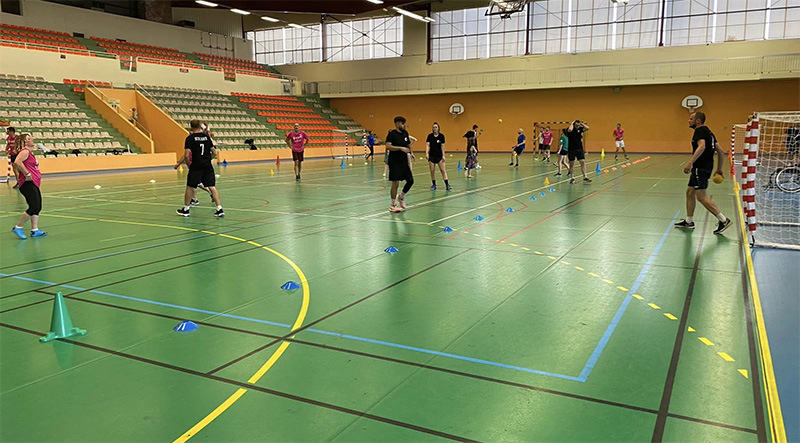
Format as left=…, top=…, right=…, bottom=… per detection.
left=324, top=16, right=403, bottom=62
left=247, top=25, right=322, bottom=66
left=432, top=1, right=798, bottom=61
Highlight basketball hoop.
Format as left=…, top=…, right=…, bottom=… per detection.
left=449, top=103, right=464, bottom=119
left=682, top=95, right=703, bottom=113
left=486, top=0, right=529, bottom=19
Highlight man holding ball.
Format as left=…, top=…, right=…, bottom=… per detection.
left=674, top=111, right=731, bottom=234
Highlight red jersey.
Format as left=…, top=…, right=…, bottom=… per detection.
left=542, top=131, right=554, bottom=145
left=6, top=134, right=17, bottom=155
left=614, top=128, right=624, bottom=141
left=286, top=131, right=309, bottom=152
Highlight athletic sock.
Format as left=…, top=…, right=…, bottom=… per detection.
left=391, top=198, right=396, bottom=206
left=715, top=213, right=727, bottom=222
left=432, top=180, right=436, bottom=186
left=14, top=225, right=22, bottom=229
left=398, top=192, right=405, bottom=200
left=444, top=180, right=449, bottom=186
left=686, top=216, right=694, bottom=223
left=183, top=206, right=190, bottom=211
left=217, top=205, right=222, bottom=211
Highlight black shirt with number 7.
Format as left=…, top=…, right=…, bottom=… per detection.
left=185, top=133, right=214, bottom=170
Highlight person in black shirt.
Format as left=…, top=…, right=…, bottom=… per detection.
left=426, top=122, right=451, bottom=191
left=385, top=116, right=415, bottom=213
left=566, top=120, right=592, bottom=184
left=674, top=112, right=731, bottom=234
left=463, top=124, right=483, bottom=168
left=175, top=119, right=224, bottom=217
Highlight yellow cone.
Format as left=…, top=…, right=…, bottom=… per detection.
left=601, top=149, right=606, bottom=159
left=178, top=165, right=183, bottom=172
left=543, top=177, right=550, bottom=186
left=270, top=169, right=274, bottom=176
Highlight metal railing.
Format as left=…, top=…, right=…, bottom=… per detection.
left=318, top=53, right=800, bottom=96
left=0, top=38, right=297, bottom=82
left=87, top=82, right=151, bottom=138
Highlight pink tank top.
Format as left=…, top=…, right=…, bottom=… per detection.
left=17, top=148, right=41, bottom=187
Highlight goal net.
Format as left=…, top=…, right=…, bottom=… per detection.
left=739, top=111, right=800, bottom=250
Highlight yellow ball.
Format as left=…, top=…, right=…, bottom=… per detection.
left=712, top=173, right=724, bottom=184
left=498, top=119, right=503, bottom=123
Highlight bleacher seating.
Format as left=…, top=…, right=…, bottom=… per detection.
left=195, top=52, right=276, bottom=78
left=0, top=77, right=137, bottom=157
left=231, top=92, right=355, bottom=139
left=144, top=85, right=283, bottom=149
left=0, top=23, right=89, bottom=53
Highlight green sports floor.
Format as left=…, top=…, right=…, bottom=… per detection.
left=0, top=153, right=779, bottom=442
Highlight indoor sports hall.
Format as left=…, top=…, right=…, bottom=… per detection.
left=0, top=0, right=797, bottom=442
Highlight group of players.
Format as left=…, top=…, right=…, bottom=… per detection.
left=4, top=110, right=731, bottom=235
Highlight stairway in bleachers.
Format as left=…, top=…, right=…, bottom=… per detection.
left=0, top=75, right=141, bottom=158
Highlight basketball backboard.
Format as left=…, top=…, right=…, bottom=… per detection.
left=485, top=0, right=529, bottom=19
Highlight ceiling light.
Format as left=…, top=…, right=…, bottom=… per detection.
left=392, top=6, right=429, bottom=23
left=195, top=0, right=218, bottom=6
left=423, top=17, right=436, bottom=23
left=261, top=16, right=279, bottom=22
left=230, top=8, right=250, bottom=15
left=288, top=23, right=304, bottom=29
left=366, top=0, right=384, bottom=4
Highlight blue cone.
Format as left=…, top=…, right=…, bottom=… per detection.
left=595, top=163, right=602, bottom=173
left=506, top=208, right=515, bottom=213
left=529, top=196, right=536, bottom=200
left=457, top=161, right=462, bottom=170
left=442, top=226, right=453, bottom=232
left=281, top=281, right=301, bottom=290
left=549, top=188, right=555, bottom=192
left=474, top=215, right=484, bottom=221
left=384, top=246, right=399, bottom=253
left=539, top=191, right=546, bottom=196
left=222, top=159, right=228, bottom=166
left=174, top=320, right=198, bottom=332
left=341, top=158, right=346, bottom=168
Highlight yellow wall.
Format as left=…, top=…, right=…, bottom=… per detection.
left=85, top=87, right=154, bottom=153
left=134, top=91, right=188, bottom=158
left=38, top=153, right=175, bottom=174
left=332, top=79, right=800, bottom=153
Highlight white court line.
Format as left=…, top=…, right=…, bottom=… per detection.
left=429, top=158, right=657, bottom=224
left=44, top=194, right=434, bottom=225
left=362, top=160, right=604, bottom=220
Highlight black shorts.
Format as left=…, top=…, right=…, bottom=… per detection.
left=19, top=181, right=42, bottom=216
left=187, top=167, right=215, bottom=188
left=388, top=162, right=412, bottom=182
left=568, top=150, right=585, bottom=161
left=513, top=147, right=524, bottom=155
left=688, top=168, right=711, bottom=190
left=292, top=151, right=304, bottom=162
left=428, top=151, right=443, bottom=164
left=541, top=144, right=550, bottom=152
left=10, top=154, right=18, bottom=162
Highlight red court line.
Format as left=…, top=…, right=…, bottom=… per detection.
left=497, top=158, right=664, bottom=242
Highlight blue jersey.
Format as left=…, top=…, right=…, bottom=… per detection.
left=517, top=134, right=526, bottom=150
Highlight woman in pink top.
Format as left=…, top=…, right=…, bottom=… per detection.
left=614, top=123, right=629, bottom=161
left=12, top=133, right=46, bottom=239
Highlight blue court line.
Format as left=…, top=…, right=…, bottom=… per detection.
left=1, top=214, right=678, bottom=383
left=0, top=272, right=580, bottom=381
left=577, top=211, right=681, bottom=382
left=0, top=226, right=252, bottom=278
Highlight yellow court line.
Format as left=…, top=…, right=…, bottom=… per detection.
left=698, top=337, right=714, bottom=346
left=734, top=186, right=786, bottom=442
left=663, top=313, right=678, bottom=321
left=717, top=352, right=735, bottom=362
left=173, top=389, right=247, bottom=443
left=647, top=303, right=661, bottom=310
left=173, top=245, right=311, bottom=442
left=631, top=294, right=644, bottom=300
left=25, top=212, right=312, bottom=442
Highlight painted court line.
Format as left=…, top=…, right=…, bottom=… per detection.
left=2, top=272, right=582, bottom=382
left=577, top=211, right=680, bottom=381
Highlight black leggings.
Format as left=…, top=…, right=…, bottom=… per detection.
left=19, top=181, right=42, bottom=216
left=402, top=175, right=414, bottom=194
